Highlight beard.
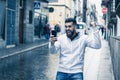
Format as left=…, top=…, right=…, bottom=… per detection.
left=66, top=30, right=75, bottom=38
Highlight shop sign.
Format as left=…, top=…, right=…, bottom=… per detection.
left=34, top=1, right=41, bottom=9
left=102, top=8, right=107, bottom=14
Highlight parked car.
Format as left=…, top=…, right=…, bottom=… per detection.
left=76, top=22, right=88, bottom=34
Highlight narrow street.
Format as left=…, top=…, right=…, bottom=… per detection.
left=0, top=0, right=120, bottom=80
left=0, top=44, right=51, bottom=80
left=0, top=38, right=114, bottom=80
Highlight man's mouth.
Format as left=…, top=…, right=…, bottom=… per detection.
left=66, top=30, right=71, bottom=34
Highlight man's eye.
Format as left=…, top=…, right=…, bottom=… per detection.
left=68, top=26, right=72, bottom=28
left=65, top=25, right=72, bottom=28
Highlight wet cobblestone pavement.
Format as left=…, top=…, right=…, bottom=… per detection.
left=0, top=39, right=114, bottom=80
left=0, top=44, right=59, bottom=80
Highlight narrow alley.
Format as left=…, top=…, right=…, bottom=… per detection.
left=0, top=38, right=115, bottom=80
left=0, top=0, right=120, bottom=80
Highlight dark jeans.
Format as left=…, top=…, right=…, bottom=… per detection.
left=56, top=71, right=83, bottom=80
left=45, top=33, right=50, bottom=39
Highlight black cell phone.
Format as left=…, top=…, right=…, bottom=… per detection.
left=51, top=30, right=57, bottom=37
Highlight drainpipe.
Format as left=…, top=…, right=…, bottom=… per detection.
left=82, top=0, right=87, bottom=23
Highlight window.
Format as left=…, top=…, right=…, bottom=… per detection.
left=29, top=10, right=33, bottom=24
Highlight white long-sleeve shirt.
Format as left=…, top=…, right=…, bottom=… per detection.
left=49, top=29, right=101, bottom=73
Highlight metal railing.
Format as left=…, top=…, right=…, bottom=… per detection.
left=109, top=36, right=120, bottom=80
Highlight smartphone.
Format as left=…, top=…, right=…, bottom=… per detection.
left=51, top=30, right=57, bottom=37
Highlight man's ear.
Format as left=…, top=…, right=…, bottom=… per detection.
left=74, top=25, right=77, bottom=29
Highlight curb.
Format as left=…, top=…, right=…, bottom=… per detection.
left=0, top=42, right=48, bottom=59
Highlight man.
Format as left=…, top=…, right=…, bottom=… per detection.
left=44, top=23, right=51, bottom=39
left=49, top=18, right=101, bottom=80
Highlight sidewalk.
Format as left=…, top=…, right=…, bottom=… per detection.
left=97, top=40, right=114, bottom=80
left=84, top=39, right=114, bottom=80
left=44, top=39, right=115, bottom=80
left=0, top=39, right=49, bottom=59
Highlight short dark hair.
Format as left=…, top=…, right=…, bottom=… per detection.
left=65, top=18, right=77, bottom=25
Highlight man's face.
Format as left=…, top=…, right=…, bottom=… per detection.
left=65, top=22, right=76, bottom=38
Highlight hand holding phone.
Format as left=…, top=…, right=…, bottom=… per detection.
left=51, top=30, right=57, bottom=37
left=50, top=31, right=57, bottom=44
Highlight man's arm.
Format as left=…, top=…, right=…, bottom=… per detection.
left=49, top=36, right=60, bottom=54
left=86, top=27, right=101, bottom=49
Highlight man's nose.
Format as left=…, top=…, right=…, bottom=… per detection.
left=66, top=26, right=70, bottom=30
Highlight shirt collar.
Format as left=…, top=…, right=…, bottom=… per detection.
left=66, top=32, right=80, bottom=41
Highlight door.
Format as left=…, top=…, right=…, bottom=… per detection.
left=6, top=0, right=16, bottom=45
left=6, top=10, right=15, bottom=45
left=19, top=8, right=24, bottom=43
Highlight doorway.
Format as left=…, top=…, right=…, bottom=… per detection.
left=19, top=8, right=24, bottom=43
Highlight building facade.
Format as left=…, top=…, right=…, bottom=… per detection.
left=0, top=0, right=19, bottom=48
left=101, top=0, right=120, bottom=37
left=0, top=0, right=49, bottom=49
left=102, top=0, right=120, bottom=80
left=34, top=0, right=49, bottom=39
left=48, top=0, right=75, bottom=33
left=116, top=0, right=120, bottom=36
left=75, top=0, right=83, bottom=23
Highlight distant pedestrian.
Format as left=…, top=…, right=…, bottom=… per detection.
left=54, top=24, right=61, bottom=33
left=101, top=26, right=104, bottom=36
left=101, top=25, right=106, bottom=39
left=44, top=23, right=50, bottom=39
left=103, top=26, right=106, bottom=39
left=49, top=18, right=101, bottom=80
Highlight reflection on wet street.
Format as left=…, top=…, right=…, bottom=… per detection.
left=0, top=45, right=59, bottom=80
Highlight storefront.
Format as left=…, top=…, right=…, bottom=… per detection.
left=0, top=0, right=49, bottom=48
left=34, top=0, right=49, bottom=39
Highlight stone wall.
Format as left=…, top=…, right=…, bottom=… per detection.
left=24, top=0, right=34, bottom=43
